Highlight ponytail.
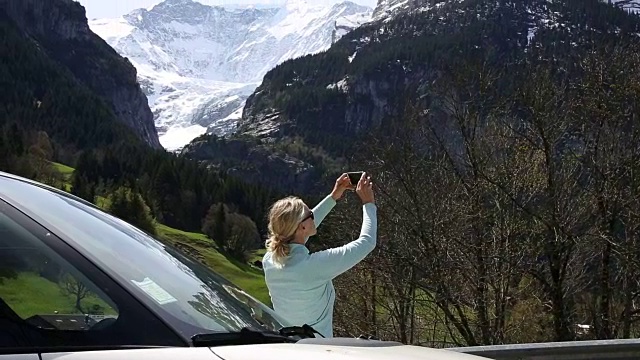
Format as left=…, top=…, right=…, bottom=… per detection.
left=265, top=196, right=307, bottom=267
left=266, top=234, right=294, bottom=266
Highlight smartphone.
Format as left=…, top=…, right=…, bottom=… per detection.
left=347, top=171, right=364, bottom=185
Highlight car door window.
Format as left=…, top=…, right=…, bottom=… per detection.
left=0, top=198, right=185, bottom=354
left=0, top=205, right=121, bottom=350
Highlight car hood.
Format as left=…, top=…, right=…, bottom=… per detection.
left=210, top=342, right=490, bottom=360
left=39, top=342, right=489, bottom=360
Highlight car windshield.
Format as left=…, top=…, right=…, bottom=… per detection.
left=0, top=175, right=289, bottom=340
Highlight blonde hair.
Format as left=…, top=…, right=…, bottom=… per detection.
left=265, top=196, right=307, bottom=267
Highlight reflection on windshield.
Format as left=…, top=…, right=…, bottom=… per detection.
left=0, top=176, right=286, bottom=338
left=221, top=284, right=287, bottom=330
left=189, top=289, right=254, bottom=330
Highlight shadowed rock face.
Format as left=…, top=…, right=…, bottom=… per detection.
left=182, top=136, right=323, bottom=195
left=0, top=0, right=162, bottom=149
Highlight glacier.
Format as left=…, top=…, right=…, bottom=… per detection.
left=89, top=0, right=372, bottom=150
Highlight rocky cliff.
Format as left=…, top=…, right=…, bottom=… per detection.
left=0, top=0, right=161, bottom=148
left=183, top=135, right=325, bottom=195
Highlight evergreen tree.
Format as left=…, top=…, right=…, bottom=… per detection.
left=107, top=186, right=156, bottom=235
left=202, top=203, right=228, bottom=249
left=70, top=173, right=95, bottom=204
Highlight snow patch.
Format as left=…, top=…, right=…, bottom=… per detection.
left=89, top=18, right=135, bottom=43
left=160, top=125, right=207, bottom=151
left=326, top=77, right=349, bottom=92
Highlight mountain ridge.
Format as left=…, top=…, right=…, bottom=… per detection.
left=181, top=0, right=640, bottom=195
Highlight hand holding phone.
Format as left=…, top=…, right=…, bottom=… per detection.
left=355, top=172, right=375, bottom=205
left=331, top=173, right=357, bottom=201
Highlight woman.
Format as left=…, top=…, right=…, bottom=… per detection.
left=262, top=172, right=376, bottom=338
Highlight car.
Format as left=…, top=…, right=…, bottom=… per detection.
left=0, top=170, right=490, bottom=359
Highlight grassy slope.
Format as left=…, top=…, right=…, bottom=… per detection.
left=0, top=273, right=116, bottom=318
left=156, top=224, right=270, bottom=304
left=51, top=162, right=74, bottom=178
left=50, top=161, right=74, bottom=191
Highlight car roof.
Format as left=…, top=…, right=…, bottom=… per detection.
left=0, top=170, right=100, bottom=210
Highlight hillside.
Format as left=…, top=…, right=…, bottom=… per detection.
left=0, top=0, right=160, bottom=148
left=0, top=0, right=287, bottom=235
left=0, top=6, right=142, bottom=159
left=235, top=0, right=640, bottom=148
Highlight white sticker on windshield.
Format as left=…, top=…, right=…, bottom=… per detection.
left=132, top=277, right=177, bottom=305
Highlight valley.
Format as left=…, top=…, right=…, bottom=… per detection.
left=3, top=0, right=640, bottom=348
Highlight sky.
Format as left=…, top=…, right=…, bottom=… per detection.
left=77, top=0, right=379, bottom=20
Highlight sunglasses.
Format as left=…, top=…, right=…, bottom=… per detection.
left=300, top=211, right=314, bottom=223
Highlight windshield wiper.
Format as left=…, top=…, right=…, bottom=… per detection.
left=278, top=324, right=325, bottom=338
left=192, top=327, right=298, bottom=347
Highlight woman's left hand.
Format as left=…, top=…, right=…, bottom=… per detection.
left=331, top=173, right=355, bottom=201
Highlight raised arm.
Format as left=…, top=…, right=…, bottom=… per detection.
left=312, top=173, right=355, bottom=228
left=307, top=203, right=377, bottom=280
left=312, top=195, right=336, bottom=228
left=308, top=172, right=377, bottom=280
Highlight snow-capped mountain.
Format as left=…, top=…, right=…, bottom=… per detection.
left=89, top=0, right=371, bottom=150
left=180, top=0, right=640, bottom=197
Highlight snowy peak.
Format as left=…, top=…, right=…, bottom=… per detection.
left=162, top=0, right=195, bottom=4
left=97, top=0, right=369, bottom=83
left=89, top=0, right=372, bottom=150
left=283, top=0, right=311, bottom=11
left=135, top=0, right=213, bottom=24
left=265, top=1, right=370, bottom=48
left=146, top=0, right=209, bottom=15
left=125, top=2, right=262, bottom=35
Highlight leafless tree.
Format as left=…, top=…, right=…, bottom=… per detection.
left=571, top=43, right=640, bottom=339
left=322, top=44, right=640, bottom=346
left=60, top=274, right=89, bottom=314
